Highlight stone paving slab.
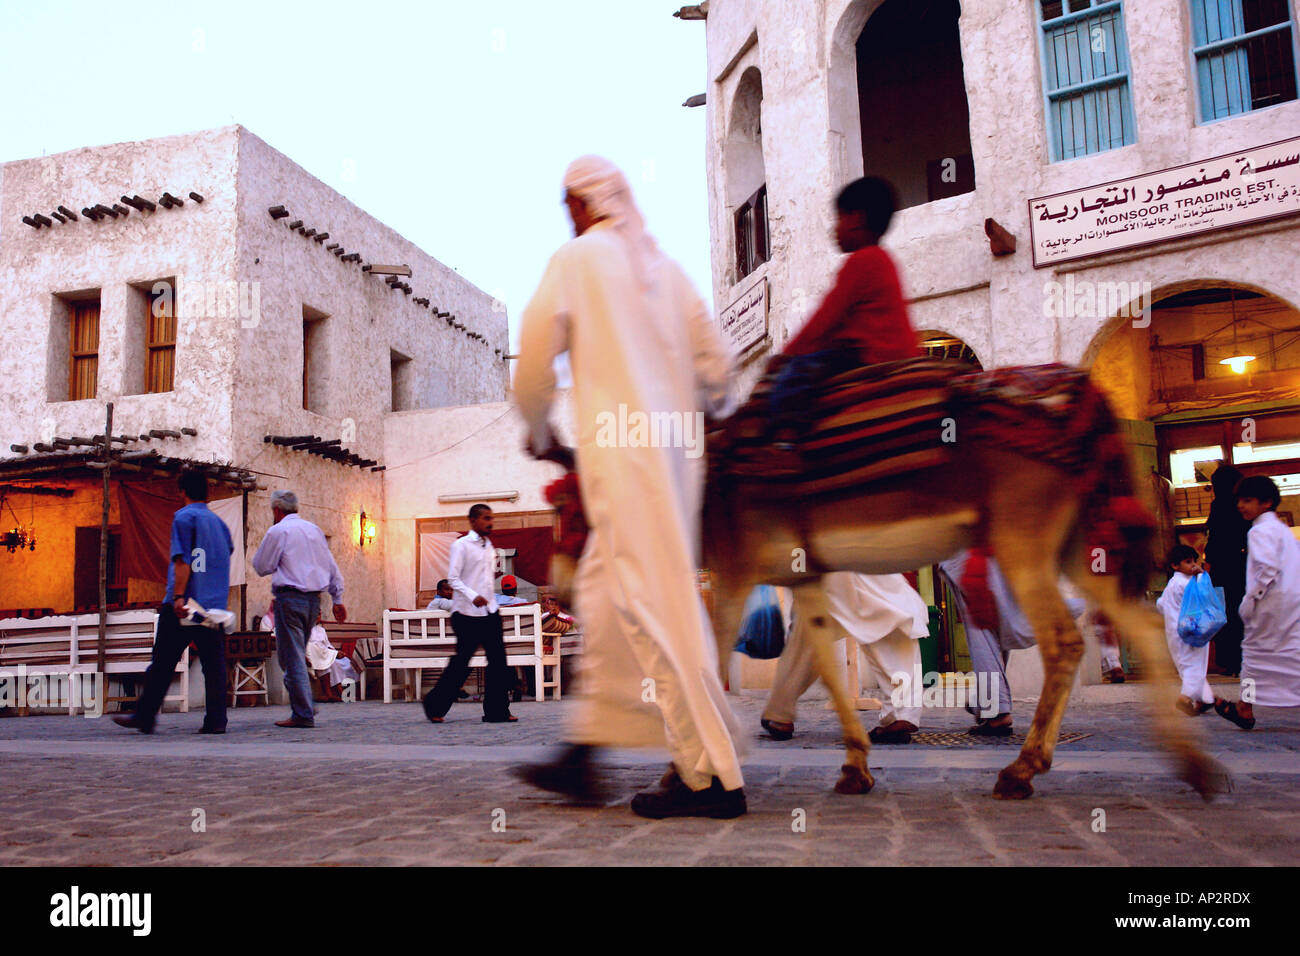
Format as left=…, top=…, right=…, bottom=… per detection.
left=1, top=696, right=1297, bottom=866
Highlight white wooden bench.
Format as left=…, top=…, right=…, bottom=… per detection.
left=0, top=610, right=188, bottom=715
left=381, top=606, right=567, bottom=703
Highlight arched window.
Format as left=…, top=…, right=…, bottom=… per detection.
left=728, top=67, right=769, bottom=282
left=856, top=0, right=976, bottom=209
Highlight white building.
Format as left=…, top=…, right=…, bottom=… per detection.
left=685, top=0, right=1300, bottom=682
left=0, top=125, right=509, bottom=626
left=692, top=0, right=1300, bottom=528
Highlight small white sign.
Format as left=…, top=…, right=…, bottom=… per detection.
left=720, top=276, right=768, bottom=355
left=1029, top=135, right=1300, bottom=268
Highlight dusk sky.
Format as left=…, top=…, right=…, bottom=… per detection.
left=0, top=0, right=711, bottom=353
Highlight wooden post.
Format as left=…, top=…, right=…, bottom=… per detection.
left=240, top=490, right=248, bottom=631
left=97, top=402, right=113, bottom=677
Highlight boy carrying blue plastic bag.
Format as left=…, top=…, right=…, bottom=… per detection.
left=1156, top=545, right=1223, bottom=716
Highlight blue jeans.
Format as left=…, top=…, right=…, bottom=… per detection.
left=274, top=589, right=319, bottom=721
left=768, top=349, right=859, bottom=434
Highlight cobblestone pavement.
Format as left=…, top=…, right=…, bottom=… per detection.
left=1, top=694, right=1297, bottom=866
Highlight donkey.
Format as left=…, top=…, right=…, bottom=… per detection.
left=698, top=371, right=1226, bottom=801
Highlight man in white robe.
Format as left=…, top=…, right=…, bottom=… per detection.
left=1216, top=476, right=1300, bottom=729
left=512, top=156, right=746, bottom=818
left=761, top=573, right=929, bottom=744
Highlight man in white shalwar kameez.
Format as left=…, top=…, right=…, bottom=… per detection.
left=1216, top=476, right=1300, bottom=729
left=761, top=573, right=928, bottom=744
left=512, top=156, right=747, bottom=818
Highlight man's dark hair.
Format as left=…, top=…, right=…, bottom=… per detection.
left=437, top=579, right=450, bottom=590
left=179, top=471, right=209, bottom=502
left=1235, top=475, right=1281, bottom=509
left=1166, top=544, right=1199, bottom=568
left=468, top=503, right=492, bottom=521
left=836, top=176, right=897, bottom=237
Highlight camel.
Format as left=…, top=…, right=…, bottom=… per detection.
left=698, top=369, right=1226, bottom=800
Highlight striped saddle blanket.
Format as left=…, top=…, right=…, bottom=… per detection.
left=710, top=357, right=961, bottom=495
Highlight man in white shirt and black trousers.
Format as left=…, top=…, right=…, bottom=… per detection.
left=423, top=504, right=517, bottom=724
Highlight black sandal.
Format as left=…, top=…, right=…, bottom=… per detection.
left=1214, top=698, right=1255, bottom=730
left=868, top=721, right=916, bottom=745
left=760, top=718, right=794, bottom=741
left=970, top=721, right=1013, bottom=737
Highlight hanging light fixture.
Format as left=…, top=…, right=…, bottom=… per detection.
left=1218, top=288, right=1255, bottom=375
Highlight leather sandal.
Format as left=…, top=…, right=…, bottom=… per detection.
left=1214, top=698, right=1255, bottom=730
left=868, top=720, right=917, bottom=745
left=760, top=717, right=794, bottom=740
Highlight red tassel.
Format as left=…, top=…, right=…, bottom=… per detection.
left=960, top=547, right=999, bottom=630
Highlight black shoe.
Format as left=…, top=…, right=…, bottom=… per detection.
left=112, top=714, right=154, bottom=735
left=422, top=691, right=445, bottom=723
left=197, top=726, right=226, bottom=735
left=513, top=744, right=608, bottom=804
left=630, top=775, right=747, bottom=819
left=482, top=714, right=518, bottom=723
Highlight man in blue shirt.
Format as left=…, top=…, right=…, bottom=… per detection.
left=114, top=471, right=234, bottom=734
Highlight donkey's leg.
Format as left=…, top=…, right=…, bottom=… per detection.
left=792, top=582, right=874, bottom=794
left=708, top=572, right=750, bottom=690
left=1064, top=560, right=1227, bottom=799
left=987, top=474, right=1083, bottom=800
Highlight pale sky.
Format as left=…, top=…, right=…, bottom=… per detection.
left=0, top=0, right=712, bottom=351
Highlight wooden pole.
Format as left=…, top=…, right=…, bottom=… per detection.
left=97, top=402, right=113, bottom=677
left=240, top=490, right=248, bottom=631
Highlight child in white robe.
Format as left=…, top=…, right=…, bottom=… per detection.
left=1155, top=545, right=1214, bottom=716
left=1216, top=476, right=1300, bottom=730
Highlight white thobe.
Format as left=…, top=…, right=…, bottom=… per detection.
left=765, top=573, right=928, bottom=727
left=1240, top=511, right=1300, bottom=707
left=513, top=220, right=745, bottom=791
left=1155, top=571, right=1213, bottom=705
left=306, top=624, right=357, bottom=687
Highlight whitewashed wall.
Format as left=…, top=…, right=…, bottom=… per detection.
left=0, top=125, right=511, bottom=625
left=381, top=390, right=575, bottom=610
left=701, top=0, right=1300, bottom=393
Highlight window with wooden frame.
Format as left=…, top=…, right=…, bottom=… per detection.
left=69, top=300, right=100, bottom=401
left=303, top=305, right=330, bottom=413
left=145, top=282, right=176, bottom=393
left=1038, top=0, right=1137, bottom=162
left=1189, top=0, right=1298, bottom=121
left=734, top=184, right=769, bottom=282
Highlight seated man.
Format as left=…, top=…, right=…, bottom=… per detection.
left=306, top=615, right=358, bottom=703
left=767, top=176, right=920, bottom=449
left=496, top=575, right=527, bottom=606
left=425, top=579, right=454, bottom=612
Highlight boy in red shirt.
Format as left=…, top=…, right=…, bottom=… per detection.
left=768, top=176, right=920, bottom=446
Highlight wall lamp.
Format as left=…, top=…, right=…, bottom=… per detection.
left=359, top=509, right=377, bottom=547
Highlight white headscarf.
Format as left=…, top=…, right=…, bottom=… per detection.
left=562, top=155, right=660, bottom=290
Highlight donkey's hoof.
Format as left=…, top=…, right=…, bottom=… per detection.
left=1183, top=753, right=1231, bottom=801
left=993, top=768, right=1034, bottom=800
left=835, top=764, right=875, bottom=794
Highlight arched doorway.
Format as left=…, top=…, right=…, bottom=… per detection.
left=1088, top=282, right=1300, bottom=674
left=919, top=330, right=983, bottom=367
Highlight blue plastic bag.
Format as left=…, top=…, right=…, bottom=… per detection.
left=734, top=585, right=787, bottom=659
left=1177, top=572, right=1227, bottom=648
